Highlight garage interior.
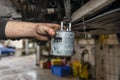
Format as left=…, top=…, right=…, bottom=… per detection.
left=0, top=0, right=120, bottom=80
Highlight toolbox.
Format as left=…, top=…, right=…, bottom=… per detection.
left=51, top=65, right=71, bottom=77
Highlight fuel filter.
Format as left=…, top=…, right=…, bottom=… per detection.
left=51, top=21, right=74, bottom=57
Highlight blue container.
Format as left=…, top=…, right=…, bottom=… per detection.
left=51, top=66, right=71, bottom=77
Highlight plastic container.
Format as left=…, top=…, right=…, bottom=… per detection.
left=51, top=65, right=71, bottom=77
left=71, top=61, right=81, bottom=77
left=51, top=59, right=63, bottom=66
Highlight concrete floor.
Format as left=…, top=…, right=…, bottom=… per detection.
left=0, top=55, right=78, bottom=80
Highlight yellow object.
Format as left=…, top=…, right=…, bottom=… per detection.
left=71, top=61, right=90, bottom=80
left=99, top=35, right=109, bottom=44
left=71, top=61, right=81, bottom=77
left=79, top=63, right=89, bottom=80
left=51, top=59, right=63, bottom=66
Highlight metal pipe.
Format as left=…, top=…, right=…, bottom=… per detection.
left=25, top=39, right=29, bottom=55
left=61, top=21, right=64, bottom=30
left=69, top=23, right=71, bottom=31
left=35, top=43, right=40, bottom=66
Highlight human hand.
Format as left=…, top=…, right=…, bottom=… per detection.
left=34, top=23, right=60, bottom=41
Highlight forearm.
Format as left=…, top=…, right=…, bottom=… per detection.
left=0, top=20, right=59, bottom=41
left=5, top=21, right=36, bottom=39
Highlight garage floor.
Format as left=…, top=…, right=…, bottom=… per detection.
left=0, top=55, right=78, bottom=80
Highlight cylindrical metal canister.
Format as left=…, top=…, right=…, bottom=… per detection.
left=51, top=30, right=74, bottom=57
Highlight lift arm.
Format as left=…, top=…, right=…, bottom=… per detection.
left=71, top=0, right=116, bottom=23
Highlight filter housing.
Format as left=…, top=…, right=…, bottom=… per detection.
left=51, top=30, right=74, bottom=57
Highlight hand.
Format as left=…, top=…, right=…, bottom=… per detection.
left=34, top=23, right=60, bottom=41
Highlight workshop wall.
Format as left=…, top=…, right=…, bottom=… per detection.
left=95, top=44, right=120, bottom=80
left=95, top=34, right=120, bottom=80
left=72, top=39, right=95, bottom=65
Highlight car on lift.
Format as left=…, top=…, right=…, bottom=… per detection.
left=0, top=0, right=120, bottom=55
left=0, top=0, right=119, bottom=34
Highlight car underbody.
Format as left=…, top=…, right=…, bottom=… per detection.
left=0, top=0, right=120, bottom=35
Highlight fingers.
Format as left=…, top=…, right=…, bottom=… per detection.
left=36, top=25, right=56, bottom=36
left=41, top=23, right=60, bottom=30
left=47, top=28, right=55, bottom=36
left=35, top=23, right=60, bottom=41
